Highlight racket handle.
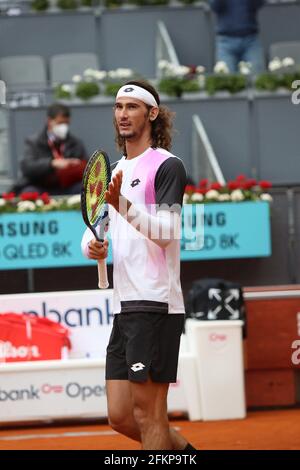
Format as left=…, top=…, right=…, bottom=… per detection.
left=97, top=259, right=109, bottom=289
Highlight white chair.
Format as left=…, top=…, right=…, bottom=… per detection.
left=0, top=55, right=47, bottom=91
left=50, top=53, right=100, bottom=85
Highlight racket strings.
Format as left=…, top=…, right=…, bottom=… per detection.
left=85, top=156, right=109, bottom=225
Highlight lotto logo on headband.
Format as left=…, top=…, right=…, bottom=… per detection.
left=124, top=87, right=134, bottom=93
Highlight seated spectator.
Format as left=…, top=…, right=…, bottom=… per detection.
left=209, top=0, right=265, bottom=74
left=15, top=103, right=87, bottom=195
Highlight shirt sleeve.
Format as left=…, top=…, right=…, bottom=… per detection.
left=154, top=157, right=187, bottom=211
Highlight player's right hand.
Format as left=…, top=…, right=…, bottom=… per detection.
left=88, top=238, right=109, bottom=260
left=105, top=170, right=123, bottom=211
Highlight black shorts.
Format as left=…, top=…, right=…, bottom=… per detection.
left=105, top=312, right=185, bottom=383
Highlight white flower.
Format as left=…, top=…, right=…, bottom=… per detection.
left=42, top=198, right=60, bottom=211
left=171, top=65, right=190, bottom=77
left=214, top=61, right=229, bottom=74
left=164, top=63, right=177, bottom=77
left=205, top=189, right=219, bottom=200
left=218, top=194, right=231, bottom=202
left=83, top=68, right=97, bottom=78
left=231, top=189, right=245, bottom=201
left=83, top=68, right=106, bottom=81
left=17, top=201, right=36, bottom=212
left=268, top=57, right=282, bottom=72
left=158, top=60, right=169, bottom=70
left=42, top=200, right=57, bottom=211
left=177, top=65, right=190, bottom=76
left=94, top=70, right=107, bottom=80
left=239, top=61, right=252, bottom=75
left=191, top=193, right=204, bottom=202
left=282, top=57, right=295, bottom=68
left=183, top=193, right=189, bottom=204
left=108, top=70, right=118, bottom=79
left=161, top=63, right=173, bottom=76
left=61, top=84, right=72, bottom=93
left=67, top=194, right=81, bottom=206
left=72, top=75, right=82, bottom=83
left=164, top=63, right=190, bottom=77
left=50, top=198, right=59, bottom=207
left=196, top=65, right=206, bottom=74
left=260, top=193, right=273, bottom=202
left=35, top=200, right=44, bottom=207
left=0, top=198, right=6, bottom=207
left=115, top=68, right=133, bottom=79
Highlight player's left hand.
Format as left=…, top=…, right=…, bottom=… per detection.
left=105, top=170, right=123, bottom=211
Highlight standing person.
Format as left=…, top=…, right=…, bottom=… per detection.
left=209, top=0, right=265, bottom=73
left=81, top=80, right=196, bottom=451
left=15, top=103, right=87, bottom=195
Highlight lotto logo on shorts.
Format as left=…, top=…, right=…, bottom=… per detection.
left=131, top=362, right=145, bottom=372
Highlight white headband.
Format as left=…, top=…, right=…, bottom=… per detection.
left=116, top=85, right=159, bottom=108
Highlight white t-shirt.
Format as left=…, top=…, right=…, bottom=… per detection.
left=82, top=147, right=187, bottom=314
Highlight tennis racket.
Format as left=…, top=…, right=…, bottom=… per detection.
left=81, top=149, right=111, bottom=289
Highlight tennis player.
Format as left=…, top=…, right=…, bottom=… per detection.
left=82, top=80, right=195, bottom=451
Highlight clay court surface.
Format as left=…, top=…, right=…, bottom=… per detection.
left=0, top=409, right=300, bottom=450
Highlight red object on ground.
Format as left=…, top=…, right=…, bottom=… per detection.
left=0, top=313, right=71, bottom=363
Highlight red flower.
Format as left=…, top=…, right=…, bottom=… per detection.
left=185, top=185, right=196, bottom=193
left=195, top=188, right=207, bottom=195
left=198, top=179, right=208, bottom=188
left=210, top=182, right=223, bottom=191
left=189, top=65, right=197, bottom=75
left=242, top=179, right=257, bottom=190
left=2, top=192, right=15, bottom=201
left=259, top=180, right=272, bottom=189
left=20, top=192, right=39, bottom=201
left=39, top=192, right=51, bottom=204
left=227, top=181, right=239, bottom=190
left=236, top=174, right=247, bottom=181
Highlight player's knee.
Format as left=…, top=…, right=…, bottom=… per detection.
left=108, top=410, right=128, bottom=434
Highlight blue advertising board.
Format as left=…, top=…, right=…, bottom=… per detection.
left=181, top=201, right=271, bottom=260
left=0, top=202, right=271, bottom=270
left=0, top=211, right=105, bottom=270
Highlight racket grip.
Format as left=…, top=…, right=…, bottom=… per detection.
left=97, top=259, right=109, bottom=289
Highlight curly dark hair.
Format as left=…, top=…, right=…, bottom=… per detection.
left=114, top=80, right=175, bottom=155
left=47, top=102, right=71, bottom=119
